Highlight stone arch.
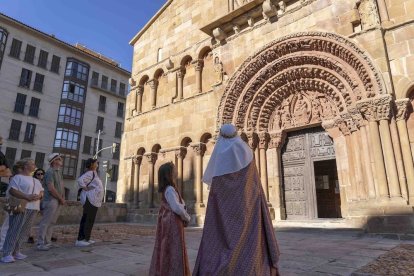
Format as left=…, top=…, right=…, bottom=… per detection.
left=151, top=144, right=161, bottom=153
left=395, top=77, right=414, bottom=99
left=181, top=137, right=192, bottom=147
left=216, top=32, right=387, bottom=133
left=181, top=55, right=194, bottom=98
left=199, top=46, right=214, bottom=92
left=137, top=147, right=146, bottom=156
left=200, top=132, right=212, bottom=144
left=154, top=68, right=169, bottom=107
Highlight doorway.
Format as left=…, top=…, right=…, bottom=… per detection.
left=281, top=127, right=340, bottom=219
left=314, top=159, right=341, bottom=218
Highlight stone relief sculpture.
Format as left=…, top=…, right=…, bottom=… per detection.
left=213, top=56, right=224, bottom=86
left=356, top=0, right=380, bottom=30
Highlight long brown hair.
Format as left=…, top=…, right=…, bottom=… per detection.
left=158, top=162, right=175, bottom=193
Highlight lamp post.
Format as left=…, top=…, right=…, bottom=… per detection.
left=94, top=142, right=118, bottom=202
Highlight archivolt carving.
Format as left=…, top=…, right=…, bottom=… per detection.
left=217, top=32, right=386, bottom=134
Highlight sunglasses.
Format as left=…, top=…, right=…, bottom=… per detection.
left=36, top=173, right=44, bottom=176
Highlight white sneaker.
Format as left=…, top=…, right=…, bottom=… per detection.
left=1, top=255, right=15, bottom=263
left=37, top=244, right=50, bottom=251
left=87, top=240, right=95, bottom=244
left=75, top=240, right=90, bottom=247
left=13, top=252, right=28, bottom=260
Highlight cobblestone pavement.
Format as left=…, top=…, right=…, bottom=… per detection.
left=0, top=224, right=413, bottom=276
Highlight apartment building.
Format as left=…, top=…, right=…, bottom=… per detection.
left=0, top=13, right=130, bottom=201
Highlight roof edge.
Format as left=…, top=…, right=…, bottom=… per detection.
left=129, top=0, right=173, bottom=46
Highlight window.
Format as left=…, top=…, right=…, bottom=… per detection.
left=79, top=159, right=88, bottom=175
left=101, top=75, right=108, bottom=89
left=14, top=93, right=26, bottom=114
left=99, top=96, right=106, bottom=112
left=115, top=122, right=122, bottom=138
left=54, top=128, right=79, bottom=150
left=111, top=164, right=119, bottom=181
left=28, top=97, right=41, bottom=117
left=61, top=154, right=77, bottom=178
left=65, top=59, right=89, bottom=81
left=58, top=104, right=82, bottom=126
left=96, top=116, right=104, bottom=132
left=20, top=150, right=31, bottom=159
left=112, top=143, right=120, bottom=160
left=23, top=44, right=36, bottom=63
left=91, top=71, right=99, bottom=86
left=83, top=136, right=92, bottom=154
left=38, top=50, right=48, bottom=69
left=117, top=102, right=124, bottom=117
left=35, top=152, right=45, bottom=169
left=33, top=73, right=44, bottom=92
left=24, top=123, right=36, bottom=143
left=9, top=119, right=22, bottom=141
left=93, top=138, right=103, bottom=157
left=157, top=48, right=162, bottom=62
left=0, top=27, right=8, bottom=70
left=9, top=38, right=22, bottom=59
left=5, top=147, right=17, bottom=167
left=19, top=68, right=32, bottom=88
left=62, top=81, right=85, bottom=103
left=110, top=79, right=117, bottom=93
left=119, top=83, right=126, bottom=96
left=50, top=55, right=60, bottom=73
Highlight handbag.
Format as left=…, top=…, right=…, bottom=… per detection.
left=3, top=178, right=35, bottom=215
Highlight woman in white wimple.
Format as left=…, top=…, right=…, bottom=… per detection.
left=1, top=158, right=43, bottom=263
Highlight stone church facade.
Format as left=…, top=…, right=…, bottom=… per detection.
left=120, top=0, right=414, bottom=230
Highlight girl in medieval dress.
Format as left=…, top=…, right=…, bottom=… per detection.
left=149, top=162, right=191, bottom=276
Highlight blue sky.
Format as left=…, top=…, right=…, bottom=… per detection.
left=0, top=0, right=166, bottom=72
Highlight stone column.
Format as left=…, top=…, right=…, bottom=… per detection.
left=175, top=147, right=187, bottom=197
left=350, top=108, right=374, bottom=200
left=336, top=118, right=357, bottom=201
left=145, top=153, right=157, bottom=208
left=375, top=96, right=401, bottom=198
left=269, top=131, right=286, bottom=220
left=191, top=143, right=206, bottom=207
left=148, top=79, right=158, bottom=108
left=130, top=86, right=137, bottom=116
left=247, top=132, right=260, bottom=174
left=390, top=116, right=408, bottom=200
left=358, top=99, right=389, bottom=198
left=258, top=132, right=270, bottom=204
left=133, top=155, right=142, bottom=208
left=176, top=67, right=185, bottom=100
left=395, top=99, right=414, bottom=204
left=136, top=85, right=144, bottom=114
left=193, top=59, right=204, bottom=94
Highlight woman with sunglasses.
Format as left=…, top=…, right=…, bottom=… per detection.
left=27, top=169, right=47, bottom=244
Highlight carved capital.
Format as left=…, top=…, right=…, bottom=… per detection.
left=335, top=117, right=351, bottom=136
left=340, top=112, right=358, bottom=133
left=176, top=67, right=186, bottom=79
left=348, top=106, right=365, bottom=128
left=175, top=147, right=187, bottom=159
left=246, top=131, right=258, bottom=150
left=394, top=98, right=410, bottom=121
left=148, top=79, right=158, bottom=90
left=357, top=99, right=376, bottom=122
left=190, top=143, right=206, bottom=156
left=136, top=85, right=144, bottom=96
left=374, top=95, right=393, bottom=121
left=257, top=132, right=270, bottom=149
left=321, top=119, right=336, bottom=130
left=268, top=131, right=286, bottom=149
left=133, top=155, right=143, bottom=166
left=144, top=153, right=157, bottom=164
left=192, top=59, right=204, bottom=72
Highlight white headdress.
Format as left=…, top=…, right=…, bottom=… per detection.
left=202, top=124, right=253, bottom=185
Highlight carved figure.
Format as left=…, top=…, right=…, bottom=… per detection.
left=213, top=57, right=224, bottom=85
